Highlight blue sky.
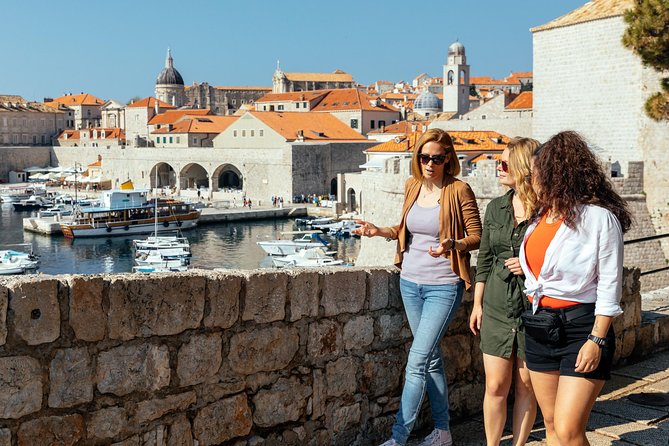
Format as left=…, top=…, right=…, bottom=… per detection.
left=1, top=0, right=586, bottom=102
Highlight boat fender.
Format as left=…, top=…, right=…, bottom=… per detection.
left=106, top=227, right=112, bottom=233
left=163, top=221, right=170, bottom=228
left=124, top=225, right=130, bottom=231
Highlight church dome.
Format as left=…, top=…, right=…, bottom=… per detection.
left=414, top=90, right=440, bottom=111
left=156, top=49, right=184, bottom=86
left=448, top=41, right=465, bottom=57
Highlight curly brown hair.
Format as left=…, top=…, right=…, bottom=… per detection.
left=533, top=131, right=632, bottom=233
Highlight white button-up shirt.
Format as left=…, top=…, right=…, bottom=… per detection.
left=519, top=205, right=623, bottom=317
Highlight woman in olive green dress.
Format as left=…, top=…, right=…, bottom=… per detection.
left=470, top=137, right=540, bottom=446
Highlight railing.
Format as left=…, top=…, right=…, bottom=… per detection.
left=624, top=233, right=669, bottom=277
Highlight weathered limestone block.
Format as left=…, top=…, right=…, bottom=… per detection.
left=111, top=435, right=140, bottom=446
left=87, top=407, right=127, bottom=440
left=48, top=347, right=94, bottom=408
left=68, top=276, right=106, bottom=341
left=108, top=275, right=205, bottom=340
left=326, top=356, right=359, bottom=397
left=177, top=333, right=222, bottom=386
left=0, top=284, right=7, bottom=346
left=167, top=414, right=193, bottom=446
left=288, top=270, right=320, bottom=321
left=228, top=326, right=299, bottom=374
left=361, top=349, right=404, bottom=397
left=96, top=344, right=170, bottom=396
left=343, top=315, right=374, bottom=350
left=204, top=273, right=241, bottom=329
left=252, top=376, right=312, bottom=427
left=308, top=319, right=342, bottom=362
left=193, top=394, right=252, bottom=445
left=327, top=402, right=362, bottom=433
left=442, top=334, right=473, bottom=381
left=312, top=368, right=326, bottom=419
left=17, top=414, right=84, bottom=446
left=0, top=429, right=10, bottom=446
left=322, top=270, right=366, bottom=316
left=9, top=279, right=60, bottom=345
left=133, top=391, right=197, bottom=424
left=242, top=271, right=287, bottom=323
left=368, top=268, right=392, bottom=311
left=0, top=356, right=42, bottom=419
left=196, top=379, right=246, bottom=404
left=378, top=314, right=410, bottom=342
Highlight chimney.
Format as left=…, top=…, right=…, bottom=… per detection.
left=296, top=129, right=304, bottom=142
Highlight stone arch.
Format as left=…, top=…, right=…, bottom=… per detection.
left=447, top=70, right=454, bottom=85
left=347, top=187, right=357, bottom=212
left=149, top=162, right=177, bottom=189
left=180, top=163, right=209, bottom=190
left=212, top=163, right=243, bottom=192
left=330, top=178, right=337, bottom=196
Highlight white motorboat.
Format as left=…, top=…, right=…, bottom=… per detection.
left=0, top=185, right=47, bottom=203
left=272, top=247, right=344, bottom=268
left=39, top=204, right=74, bottom=218
left=12, top=195, right=53, bottom=211
left=0, top=246, right=40, bottom=274
left=132, top=264, right=189, bottom=273
left=133, top=232, right=191, bottom=256
left=326, top=220, right=362, bottom=237
left=134, top=248, right=191, bottom=268
left=308, top=217, right=336, bottom=229
left=257, top=233, right=330, bottom=256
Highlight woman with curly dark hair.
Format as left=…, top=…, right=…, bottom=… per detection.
left=518, top=131, right=631, bottom=446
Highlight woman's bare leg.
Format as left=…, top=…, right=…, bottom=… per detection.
left=511, top=358, right=537, bottom=446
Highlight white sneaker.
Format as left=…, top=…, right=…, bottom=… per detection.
left=417, top=428, right=453, bottom=446
left=379, top=439, right=400, bottom=446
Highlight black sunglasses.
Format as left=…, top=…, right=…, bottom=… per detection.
left=418, top=154, right=447, bottom=165
left=498, top=160, right=509, bottom=172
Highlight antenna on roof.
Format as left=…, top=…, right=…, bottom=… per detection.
left=276, top=60, right=281, bottom=70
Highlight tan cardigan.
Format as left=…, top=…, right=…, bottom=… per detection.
left=388, top=176, right=482, bottom=290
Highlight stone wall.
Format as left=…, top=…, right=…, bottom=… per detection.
left=0, top=265, right=651, bottom=446
left=0, top=146, right=53, bottom=182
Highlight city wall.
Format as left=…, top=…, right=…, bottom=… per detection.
left=0, top=265, right=659, bottom=446
left=0, top=147, right=52, bottom=183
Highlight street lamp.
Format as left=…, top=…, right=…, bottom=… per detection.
left=73, top=162, right=83, bottom=204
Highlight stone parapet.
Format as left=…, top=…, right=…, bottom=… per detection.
left=0, top=267, right=656, bottom=445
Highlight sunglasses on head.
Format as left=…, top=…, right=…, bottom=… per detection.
left=498, top=160, right=509, bottom=172
left=418, top=154, right=447, bottom=165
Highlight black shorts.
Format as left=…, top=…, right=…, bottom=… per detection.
left=524, top=305, right=615, bottom=380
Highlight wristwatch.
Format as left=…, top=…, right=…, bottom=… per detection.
left=587, top=334, right=608, bottom=348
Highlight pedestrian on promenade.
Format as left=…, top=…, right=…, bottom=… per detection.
left=470, top=138, right=540, bottom=446
left=519, top=131, right=631, bottom=446
left=354, top=129, right=482, bottom=446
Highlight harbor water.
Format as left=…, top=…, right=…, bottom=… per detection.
left=0, top=203, right=360, bottom=275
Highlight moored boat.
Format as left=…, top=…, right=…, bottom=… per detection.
left=0, top=184, right=47, bottom=203
left=59, top=190, right=200, bottom=238
left=272, top=247, right=343, bottom=268
left=12, top=195, right=53, bottom=211
left=0, top=246, right=40, bottom=274
left=257, top=233, right=330, bottom=256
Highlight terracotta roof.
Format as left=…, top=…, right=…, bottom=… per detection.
left=506, top=92, right=533, bottom=110
left=284, top=71, right=353, bottom=83
left=531, top=0, right=634, bottom=32
left=367, top=130, right=509, bottom=153
left=470, top=153, right=503, bottom=163
left=49, top=93, right=105, bottom=107
left=127, top=97, right=175, bottom=109
left=311, top=89, right=398, bottom=112
left=256, top=90, right=329, bottom=103
left=510, top=71, right=533, bottom=78
left=152, top=116, right=238, bottom=134
left=148, top=109, right=212, bottom=125
left=0, top=100, right=65, bottom=113
left=470, top=76, right=521, bottom=86
left=0, top=95, right=26, bottom=103
left=58, top=128, right=125, bottom=140
left=368, top=121, right=427, bottom=134
left=250, top=111, right=366, bottom=141
left=376, top=80, right=394, bottom=85
left=367, top=132, right=423, bottom=153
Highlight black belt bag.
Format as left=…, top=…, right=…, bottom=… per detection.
left=521, top=303, right=595, bottom=344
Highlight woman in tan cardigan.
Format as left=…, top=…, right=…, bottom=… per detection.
left=355, top=129, right=481, bottom=446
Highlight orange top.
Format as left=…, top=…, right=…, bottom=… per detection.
left=525, top=213, right=579, bottom=309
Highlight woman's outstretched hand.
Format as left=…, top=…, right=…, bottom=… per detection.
left=428, top=238, right=453, bottom=257
left=352, top=220, right=380, bottom=238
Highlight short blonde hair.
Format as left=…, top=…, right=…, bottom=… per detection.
left=507, top=137, right=540, bottom=217
left=411, top=129, right=460, bottom=180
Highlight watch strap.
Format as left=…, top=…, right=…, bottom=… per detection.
left=587, top=334, right=607, bottom=347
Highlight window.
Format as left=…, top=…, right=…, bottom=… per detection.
left=233, top=130, right=238, bottom=137
left=193, top=138, right=198, bottom=145
left=242, top=130, right=246, bottom=137
left=277, top=105, right=284, bottom=111
left=169, top=137, right=173, bottom=143
left=232, top=99, right=236, bottom=105
left=33, top=135, right=37, bottom=144
left=370, top=120, right=375, bottom=129
left=481, top=115, right=487, bottom=120
left=350, top=119, right=358, bottom=129
left=259, top=130, right=264, bottom=137
left=13, top=134, right=19, bottom=144
left=379, top=120, right=386, bottom=128
left=176, top=137, right=180, bottom=144
left=250, top=130, right=255, bottom=137
left=296, top=103, right=300, bottom=109
left=41, top=135, right=46, bottom=144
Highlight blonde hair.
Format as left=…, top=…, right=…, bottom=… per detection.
left=411, top=129, right=460, bottom=180
left=507, top=137, right=540, bottom=217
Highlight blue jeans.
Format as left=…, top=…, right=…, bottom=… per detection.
left=392, top=278, right=464, bottom=445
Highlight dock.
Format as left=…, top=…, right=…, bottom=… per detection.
left=22, top=205, right=313, bottom=236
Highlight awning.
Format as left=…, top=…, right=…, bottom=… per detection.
left=359, top=155, right=397, bottom=169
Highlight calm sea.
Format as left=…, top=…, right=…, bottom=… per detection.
left=0, top=204, right=360, bottom=275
